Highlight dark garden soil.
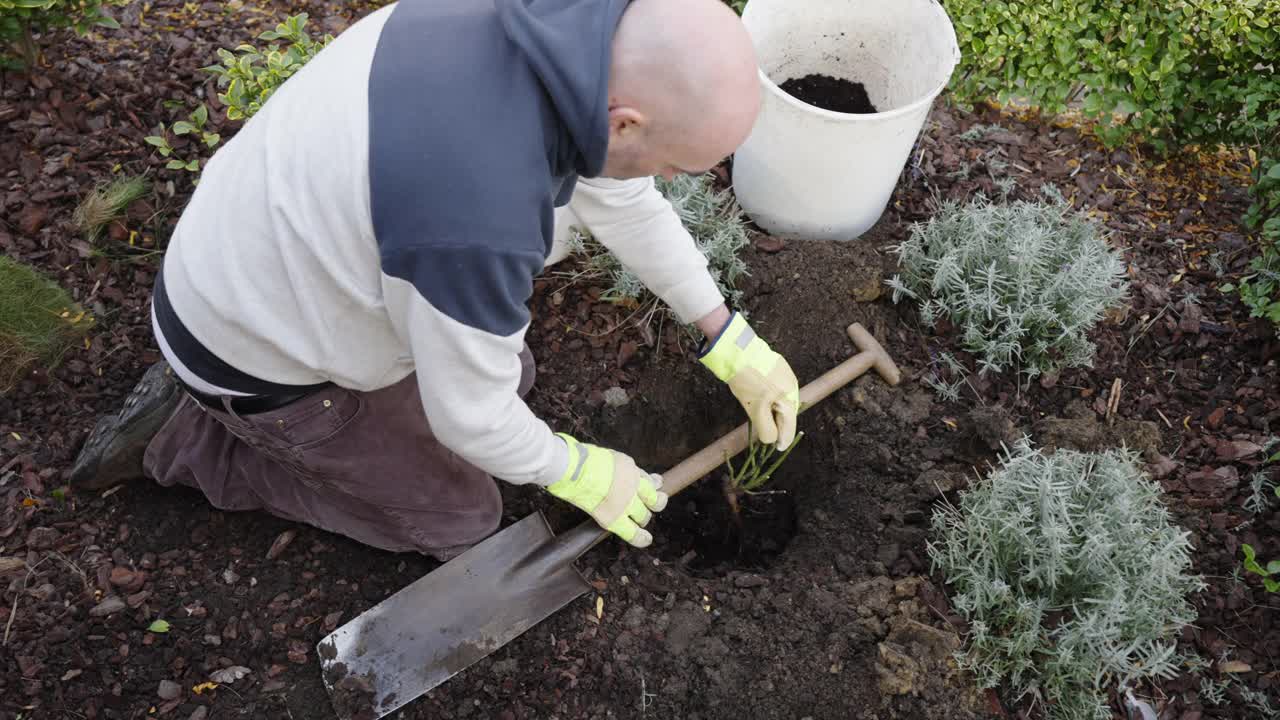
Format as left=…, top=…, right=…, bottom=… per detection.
left=2, top=2, right=1278, bottom=719
left=777, top=74, right=877, bottom=114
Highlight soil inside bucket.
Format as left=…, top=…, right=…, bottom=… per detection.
left=778, top=74, right=878, bottom=114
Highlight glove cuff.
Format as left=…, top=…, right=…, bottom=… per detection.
left=547, top=433, right=611, bottom=511
left=698, top=311, right=769, bottom=381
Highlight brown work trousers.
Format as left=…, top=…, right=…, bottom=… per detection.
left=142, top=349, right=537, bottom=561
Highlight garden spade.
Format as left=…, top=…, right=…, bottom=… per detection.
left=316, top=322, right=901, bottom=719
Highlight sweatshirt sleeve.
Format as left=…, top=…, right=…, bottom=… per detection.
left=378, top=244, right=568, bottom=487
left=566, top=176, right=725, bottom=324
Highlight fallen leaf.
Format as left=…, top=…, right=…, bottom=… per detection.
left=755, top=236, right=786, bottom=253
left=61, top=669, right=82, bottom=681
left=1221, top=660, right=1252, bottom=673
left=0, top=557, right=25, bottom=574
left=596, top=596, right=604, bottom=619
left=148, top=619, right=170, bottom=633
left=192, top=681, right=219, bottom=694
left=266, top=530, right=296, bottom=560
left=209, top=666, right=251, bottom=684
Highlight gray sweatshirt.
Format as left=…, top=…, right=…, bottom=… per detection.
left=153, top=0, right=725, bottom=487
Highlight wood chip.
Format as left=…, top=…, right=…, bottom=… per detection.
left=1220, top=660, right=1252, bottom=673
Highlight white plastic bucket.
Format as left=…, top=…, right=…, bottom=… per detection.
left=732, top=0, right=961, bottom=240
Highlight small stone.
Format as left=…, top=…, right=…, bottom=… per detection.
left=262, top=680, right=287, bottom=693
left=157, top=680, right=181, bottom=700
left=203, top=634, right=222, bottom=646
left=733, top=574, right=767, bottom=588
left=189, top=707, right=209, bottom=720
left=603, top=387, right=630, bottom=407
left=89, top=596, right=126, bottom=617
left=25, top=527, right=59, bottom=550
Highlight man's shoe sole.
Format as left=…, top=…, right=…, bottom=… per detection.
left=69, top=362, right=182, bottom=491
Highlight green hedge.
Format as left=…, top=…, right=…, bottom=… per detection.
left=1224, top=154, right=1280, bottom=332
left=0, top=0, right=125, bottom=68
left=941, top=0, right=1279, bottom=151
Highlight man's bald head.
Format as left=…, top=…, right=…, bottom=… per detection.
left=598, top=0, right=760, bottom=180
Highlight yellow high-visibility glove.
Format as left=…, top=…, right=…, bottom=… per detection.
left=547, top=434, right=668, bottom=547
left=699, top=312, right=800, bottom=450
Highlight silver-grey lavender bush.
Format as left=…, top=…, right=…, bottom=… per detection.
left=887, top=191, right=1129, bottom=379
left=566, top=172, right=749, bottom=313
left=928, top=439, right=1205, bottom=720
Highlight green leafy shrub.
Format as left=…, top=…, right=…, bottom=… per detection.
left=0, top=0, right=124, bottom=68
left=1226, top=154, right=1280, bottom=334
left=0, top=256, right=93, bottom=393
left=942, top=0, right=1280, bottom=151
left=928, top=439, right=1205, bottom=720
left=565, top=172, right=751, bottom=317
left=886, top=190, right=1128, bottom=380
left=143, top=103, right=221, bottom=173
left=202, top=13, right=334, bottom=121
left=1242, top=542, right=1280, bottom=592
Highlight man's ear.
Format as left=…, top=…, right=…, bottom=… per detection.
left=607, top=105, right=646, bottom=140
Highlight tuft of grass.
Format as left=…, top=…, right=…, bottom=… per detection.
left=0, top=256, right=94, bottom=393
left=928, top=439, right=1206, bottom=720
left=73, top=175, right=150, bottom=241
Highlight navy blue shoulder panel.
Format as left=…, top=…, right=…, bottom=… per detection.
left=367, top=0, right=563, bottom=336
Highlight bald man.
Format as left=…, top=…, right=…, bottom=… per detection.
left=69, top=0, right=800, bottom=560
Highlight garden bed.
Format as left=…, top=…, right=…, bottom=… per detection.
left=2, top=1, right=1278, bottom=718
